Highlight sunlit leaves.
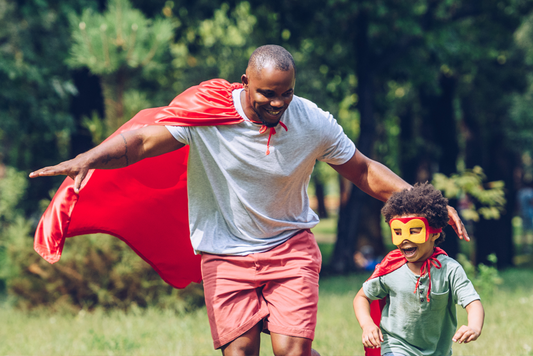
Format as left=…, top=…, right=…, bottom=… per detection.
left=433, top=166, right=506, bottom=222
left=68, top=0, right=175, bottom=76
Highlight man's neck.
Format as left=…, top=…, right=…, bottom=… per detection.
left=240, top=90, right=261, bottom=124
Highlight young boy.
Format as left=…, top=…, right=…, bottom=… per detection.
left=353, top=183, right=484, bottom=356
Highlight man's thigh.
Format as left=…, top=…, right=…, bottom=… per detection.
left=201, top=254, right=269, bottom=349
left=256, top=229, right=321, bottom=341
left=201, top=229, right=321, bottom=349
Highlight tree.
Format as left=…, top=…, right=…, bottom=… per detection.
left=67, top=0, right=175, bottom=138
left=0, top=0, right=101, bottom=212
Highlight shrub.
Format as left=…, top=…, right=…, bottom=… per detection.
left=457, top=253, right=502, bottom=298
left=0, top=167, right=204, bottom=312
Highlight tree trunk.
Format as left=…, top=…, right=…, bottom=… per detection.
left=313, top=175, right=329, bottom=218
left=429, top=74, right=460, bottom=258
left=330, top=10, right=379, bottom=273
left=70, top=68, right=105, bottom=156
left=462, top=97, right=515, bottom=268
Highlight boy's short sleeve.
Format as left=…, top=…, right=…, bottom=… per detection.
left=363, top=277, right=389, bottom=300
left=450, top=262, right=480, bottom=308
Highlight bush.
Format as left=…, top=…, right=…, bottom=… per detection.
left=0, top=167, right=204, bottom=312
left=456, top=253, right=502, bottom=298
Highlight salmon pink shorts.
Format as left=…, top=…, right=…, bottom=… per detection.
left=201, top=229, right=322, bottom=349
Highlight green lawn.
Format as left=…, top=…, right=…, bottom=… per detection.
left=1, top=268, right=533, bottom=356
left=2, top=215, right=532, bottom=355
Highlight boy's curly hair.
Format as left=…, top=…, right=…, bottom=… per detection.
left=381, top=182, right=449, bottom=245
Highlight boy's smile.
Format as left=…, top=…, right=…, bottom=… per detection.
left=398, top=240, right=433, bottom=263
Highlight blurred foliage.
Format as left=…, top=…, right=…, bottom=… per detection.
left=433, top=166, right=506, bottom=222
left=0, top=0, right=103, bottom=212
left=169, top=1, right=257, bottom=91
left=68, top=0, right=175, bottom=135
left=3, top=232, right=204, bottom=312
left=0, top=166, right=203, bottom=311
left=68, top=0, right=175, bottom=75
left=2, top=0, right=533, bottom=307
left=457, top=253, right=502, bottom=298
left=508, top=14, right=533, bottom=153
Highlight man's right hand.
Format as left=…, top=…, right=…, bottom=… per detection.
left=29, top=125, right=184, bottom=194
left=29, top=155, right=91, bottom=193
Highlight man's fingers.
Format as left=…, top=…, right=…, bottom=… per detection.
left=447, top=205, right=470, bottom=241
left=29, top=161, right=87, bottom=194
left=29, top=166, right=61, bottom=178
left=73, top=169, right=89, bottom=194
left=30, top=160, right=76, bottom=178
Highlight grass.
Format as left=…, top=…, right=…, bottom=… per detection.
left=1, top=268, right=533, bottom=356
left=2, top=216, right=533, bottom=355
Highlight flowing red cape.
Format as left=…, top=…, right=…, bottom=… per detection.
left=34, top=79, right=244, bottom=288
left=364, top=247, right=447, bottom=356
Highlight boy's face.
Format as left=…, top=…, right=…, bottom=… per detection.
left=391, top=215, right=440, bottom=263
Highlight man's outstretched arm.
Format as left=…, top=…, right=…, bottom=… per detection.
left=29, top=125, right=184, bottom=193
left=329, top=149, right=469, bottom=240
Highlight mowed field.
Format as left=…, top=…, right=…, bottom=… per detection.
left=1, top=268, right=533, bottom=356
left=2, top=216, right=533, bottom=355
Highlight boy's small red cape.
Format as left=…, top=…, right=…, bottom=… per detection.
left=33, top=79, right=244, bottom=289
left=364, top=247, right=447, bottom=356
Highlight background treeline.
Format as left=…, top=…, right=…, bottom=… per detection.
left=1, top=0, right=533, bottom=310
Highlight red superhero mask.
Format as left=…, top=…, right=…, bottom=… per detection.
left=389, top=217, right=442, bottom=245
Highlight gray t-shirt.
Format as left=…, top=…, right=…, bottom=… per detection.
left=166, top=89, right=355, bottom=255
left=363, top=254, right=480, bottom=356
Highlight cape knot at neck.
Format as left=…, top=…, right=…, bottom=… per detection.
left=259, top=121, right=288, bottom=155
left=414, top=255, right=442, bottom=302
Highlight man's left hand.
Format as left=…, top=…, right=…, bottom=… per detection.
left=447, top=205, right=469, bottom=241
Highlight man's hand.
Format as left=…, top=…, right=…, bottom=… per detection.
left=447, top=205, right=469, bottom=241
left=452, top=325, right=481, bottom=344
left=29, top=156, right=90, bottom=194
left=29, top=126, right=184, bottom=194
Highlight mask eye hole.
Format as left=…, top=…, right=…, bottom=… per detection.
left=394, top=229, right=402, bottom=235
left=410, top=228, right=422, bottom=234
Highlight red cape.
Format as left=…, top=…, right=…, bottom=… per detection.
left=364, top=247, right=447, bottom=356
left=34, top=79, right=244, bottom=288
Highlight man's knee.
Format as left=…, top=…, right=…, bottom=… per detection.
left=270, top=333, right=318, bottom=356
left=221, top=322, right=262, bottom=356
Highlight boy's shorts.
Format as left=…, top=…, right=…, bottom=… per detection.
left=200, top=229, right=322, bottom=349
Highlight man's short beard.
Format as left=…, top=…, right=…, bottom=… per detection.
left=254, top=109, right=280, bottom=128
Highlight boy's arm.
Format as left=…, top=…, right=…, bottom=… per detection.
left=452, top=300, right=484, bottom=344
left=353, top=288, right=383, bottom=349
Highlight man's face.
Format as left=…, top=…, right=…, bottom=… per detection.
left=241, top=64, right=295, bottom=127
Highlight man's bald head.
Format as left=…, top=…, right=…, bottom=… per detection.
left=247, top=45, right=295, bottom=76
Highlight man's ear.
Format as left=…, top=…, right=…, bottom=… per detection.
left=430, top=233, right=440, bottom=242
left=241, top=74, right=249, bottom=89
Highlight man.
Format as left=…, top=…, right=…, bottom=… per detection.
left=31, top=45, right=467, bottom=356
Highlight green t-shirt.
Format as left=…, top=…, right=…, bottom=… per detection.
left=363, top=254, right=480, bottom=356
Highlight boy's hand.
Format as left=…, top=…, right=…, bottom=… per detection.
left=361, top=324, right=383, bottom=349
left=452, top=325, right=481, bottom=344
